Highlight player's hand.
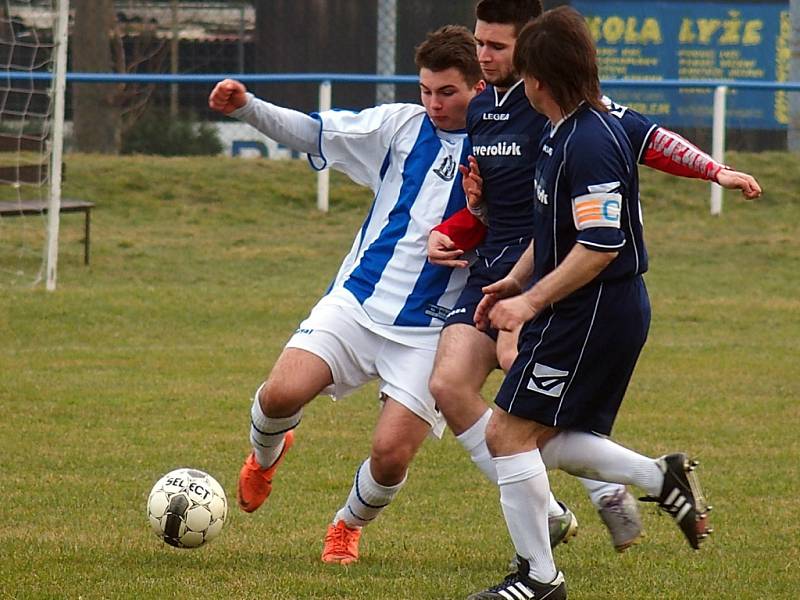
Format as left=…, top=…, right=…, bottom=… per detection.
left=488, top=294, right=538, bottom=332
left=208, top=79, right=248, bottom=115
left=716, top=168, right=762, bottom=199
left=427, top=230, right=468, bottom=268
left=458, top=156, right=483, bottom=210
left=474, top=276, right=523, bottom=330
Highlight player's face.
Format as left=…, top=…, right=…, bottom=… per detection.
left=419, top=67, right=484, bottom=131
left=474, top=20, right=518, bottom=89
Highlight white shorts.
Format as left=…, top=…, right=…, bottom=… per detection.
left=286, top=298, right=446, bottom=438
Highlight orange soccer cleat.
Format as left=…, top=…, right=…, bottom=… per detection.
left=236, top=430, right=295, bottom=513
left=321, top=520, right=362, bottom=565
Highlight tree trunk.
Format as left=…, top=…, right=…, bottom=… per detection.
left=72, top=0, right=120, bottom=154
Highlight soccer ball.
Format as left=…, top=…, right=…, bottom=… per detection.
left=147, top=468, right=228, bottom=548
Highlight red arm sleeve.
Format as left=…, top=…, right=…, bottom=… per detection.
left=642, top=127, right=726, bottom=182
left=433, top=207, right=487, bottom=251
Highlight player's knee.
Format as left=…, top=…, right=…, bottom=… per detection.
left=369, top=442, right=412, bottom=486
left=428, top=367, right=461, bottom=406
left=258, top=378, right=305, bottom=417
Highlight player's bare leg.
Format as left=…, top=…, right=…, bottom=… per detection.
left=238, top=348, right=333, bottom=512
left=495, top=327, right=519, bottom=373
left=429, top=323, right=497, bottom=436
left=323, top=397, right=431, bottom=564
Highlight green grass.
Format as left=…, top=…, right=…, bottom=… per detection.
left=1, top=153, right=799, bottom=599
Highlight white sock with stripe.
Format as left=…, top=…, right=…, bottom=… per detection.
left=333, top=458, right=406, bottom=528
left=249, top=383, right=302, bottom=469
left=541, top=430, right=662, bottom=497
left=495, top=449, right=558, bottom=584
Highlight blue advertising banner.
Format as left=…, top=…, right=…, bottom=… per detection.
left=572, top=1, right=790, bottom=129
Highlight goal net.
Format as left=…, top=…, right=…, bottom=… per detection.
left=0, top=0, right=68, bottom=289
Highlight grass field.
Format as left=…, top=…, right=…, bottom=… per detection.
left=1, top=153, right=799, bottom=599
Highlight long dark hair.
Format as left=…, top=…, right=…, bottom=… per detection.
left=513, top=7, right=606, bottom=115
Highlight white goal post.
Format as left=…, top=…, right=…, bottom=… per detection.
left=0, top=0, right=69, bottom=290
left=44, top=0, right=69, bottom=290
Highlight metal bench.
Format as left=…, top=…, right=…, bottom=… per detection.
left=0, top=133, right=95, bottom=265
left=0, top=199, right=95, bottom=265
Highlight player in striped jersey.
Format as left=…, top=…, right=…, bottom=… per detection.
left=469, top=9, right=712, bottom=598
left=208, top=26, right=484, bottom=565
left=427, top=0, right=760, bottom=556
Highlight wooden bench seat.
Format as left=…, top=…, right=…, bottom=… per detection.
left=0, top=198, right=95, bottom=265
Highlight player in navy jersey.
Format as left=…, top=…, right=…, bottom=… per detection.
left=209, top=26, right=485, bottom=566
left=468, top=9, right=712, bottom=599
left=427, top=0, right=760, bottom=555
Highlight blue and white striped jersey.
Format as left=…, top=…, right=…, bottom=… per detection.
left=308, top=103, right=472, bottom=349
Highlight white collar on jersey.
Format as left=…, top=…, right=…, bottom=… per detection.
left=549, top=101, right=585, bottom=137
left=493, top=79, right=524, bottom=108
left=436, top=128, right=468, bottom=143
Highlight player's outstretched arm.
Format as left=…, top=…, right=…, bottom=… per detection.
left=208, top=79, right=248, bottom=115
left=643, top=127, right=761, bottom=199
left=716, top=168, right=762, bottom=199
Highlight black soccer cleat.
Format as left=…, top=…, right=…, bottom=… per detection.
left=641, top=453, right=712, bottom=550
left=467, top=557, right=567, bottom=600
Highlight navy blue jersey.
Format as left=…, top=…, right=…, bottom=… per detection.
left=532, top=104, right=648, bottom=285
left=467, top=84, right=657, bottom=251
left=467, top=81, right=546, bottom=248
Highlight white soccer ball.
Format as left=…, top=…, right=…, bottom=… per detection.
left=147, top=468, right=228, bottom=549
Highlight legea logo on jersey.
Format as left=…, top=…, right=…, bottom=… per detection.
left=472, top=141, right=522, bottom=157
left=527, top=363, right=570, bottom=398
left=433, top=155, right=457, bottom=181
left=542, top=144, right=553, bottom=156
left=482, top=112, right=510, bottom=121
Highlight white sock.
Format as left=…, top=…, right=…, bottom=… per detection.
left=455, top=409, right=496, bottom=483
left=578, top=478, right=627, bottom=508
left=333, top=458, right=406, bottom=528
left=495, top=450, right=558, bottom=584
left=249, top=384, right=302, bottom=468
left=548, top=493, right=565, bottom=515
left=456, top=409, right=568, bottom=518
left=541, top=431, right=663, bottom=497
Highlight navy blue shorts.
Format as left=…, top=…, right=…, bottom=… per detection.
left=443, top=239, right=529, bottom=341
left=495, top=276, right=651, bottom=436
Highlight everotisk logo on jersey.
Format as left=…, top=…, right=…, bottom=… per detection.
left=308, top=103, right=470, bottom=334
left=471, top=140, right=522, bottom=157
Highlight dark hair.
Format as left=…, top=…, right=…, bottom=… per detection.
left=513, top=7, right=606, bottom=114
left=414, top=25, right=483, bottom=86
left=475, top=0, right=543, bottom=35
